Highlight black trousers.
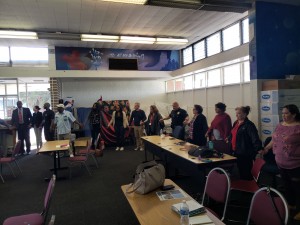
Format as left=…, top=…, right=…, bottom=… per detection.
left=236, top=153, right=254, bottom=180
left=114, top=125, right=125, bottom=147
left=279, top=166, right=300, bottom=210
left=44, top=128, right=54, bottom=141
left=17, top=124, right=31, bottom=153
left=91, top=124, right=100, bottom=149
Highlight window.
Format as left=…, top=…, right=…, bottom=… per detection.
left=243, top=61, right=250, bottom=82
left=207, top=69, right=221, bottom=87
left=193, top=40, right=206, bottom=61
left=223, top=23, right=240, bottom=51
left=10, top=47, right=48, bottom=66
left=166, top=80, right=175, bottom=92
left=0, top=47, right=10, bottom=65
left=182, top=46, right=193, bottom=65
left=0, top=84, right=5, bottom=95
left=223, top=64, right=241, bottom=84
left=242, top=18, right=249, bottom=43
left=6, top=83, right=18, bottom=95
left=175, top=78, right=183, bottom=91
left=194, top=72, right=206, bottom=89
left=207, top=32, right=221, bottom=57
left=184, top=76, right=193, bottom=90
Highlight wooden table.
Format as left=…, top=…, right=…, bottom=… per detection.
left=39, top=140, right=70, bottom=179
left=121, top=179, right=224, bottom=225
left=142, top=136, right=236, bottom=175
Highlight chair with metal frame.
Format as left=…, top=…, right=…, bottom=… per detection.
left=3, top=175, right=56, bottom=225
left=77, top=136, right=99, bottom=168
left=201, top=167, right=231, bottom=221
left=0, top=140, right=22, bottom=182
left=68, top=139, right=92, bottom=179
left=246, top=186, right=289, bottom=225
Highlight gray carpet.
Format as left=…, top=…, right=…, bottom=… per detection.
left=0, top=146, right=299, bottom=225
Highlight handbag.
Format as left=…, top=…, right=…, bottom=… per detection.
left=126, top=161, right=165, bottom=195
left=188, top=147, right=224, bottom=158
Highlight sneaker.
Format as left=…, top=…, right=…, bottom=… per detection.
left=140, top=147, right=144, bottom=151
left=134, top=147, right=139, bottom=151
left=116, top=147, right=120, bottom=151
left=70, top=154, right=74, bottom=157
left=120, top=147, right=124, bottom=151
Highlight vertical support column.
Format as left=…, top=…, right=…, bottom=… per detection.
left=49, top=78, right=61, bottom=112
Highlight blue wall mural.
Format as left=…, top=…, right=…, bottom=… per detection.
left=55, top=47, right=180, bottom=71
left=251, top=2, right=300, bottom=79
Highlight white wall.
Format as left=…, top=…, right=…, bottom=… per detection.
left=61, top=79, right=167, bottom=113
left=166, top=82, right=252, bottom=126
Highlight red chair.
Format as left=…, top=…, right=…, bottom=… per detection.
left=201, top=167, right=231, bottom=221
left=231, top=157, right=266, bottom=193
left=77, top=136, right=99, bottom=168
left=0, top=140, right=22, bottom=182
left=246, top=187, right=289, bottom=225
left=3, top=175, right=56, bottom=225
left=68, top=140, right=92, bottom=179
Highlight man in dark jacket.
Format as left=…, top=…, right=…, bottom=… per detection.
left=11, top=101, right=32, bottom=154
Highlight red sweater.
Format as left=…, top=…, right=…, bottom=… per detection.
left=208, top=113, right=232, bottom=140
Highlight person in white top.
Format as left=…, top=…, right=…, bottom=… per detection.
left=51, top=104, right=83, bottom=157
left=108, top=105, right=128, bottom=151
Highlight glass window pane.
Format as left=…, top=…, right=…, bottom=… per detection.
left=0, top=47, right=10, bottom=65
left=166, top=80, right=175, bottom=92
left=207, top=69, right=221, bottom=87
left=6, top=83, right=17, bottom=95
left=175, top=78, right=183, bottom=91
left=10, top=47, right=48, bottom=66
left=194, top=73, right=206, bottom=88
left=18, top=83, right=27, bottom=107
left=184, top=76, right=193, bottom=90
left=242, top=18, right=249, bottom=43
left=243, top=61, right=250, bottom=82
left=193, top=40, right=206, bottom=61
left=224, top=64, right=241, bottom=84
left=223, top=23, right=240, bottom=51
left=207, top=32, right=221, bottom=57
left=0, top=84, right=5, bottom=95
left=183, top=46, right=193, bottom=65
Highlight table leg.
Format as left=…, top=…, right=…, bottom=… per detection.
left=144, top=146, right=148, bottom=161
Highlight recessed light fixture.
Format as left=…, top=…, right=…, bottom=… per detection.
left=99, top=0, right=147, bottom=4
left=0, top=30, right=38, bottom=39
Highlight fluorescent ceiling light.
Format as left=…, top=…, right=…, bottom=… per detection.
left=0, top=30, right=38, bottom=39
left=156, top=38, right=188, bottom=45
left=120, top=36, right=155, bottom=44
left=81, top=34, right=119, bottom=42
left=100, top=0, right=147, bottom=4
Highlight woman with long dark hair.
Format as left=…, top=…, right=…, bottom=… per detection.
left=263, top=104, right=300, bottom=220
left=108, top=105, right=128, bottom=151
left=145, top=105, right=164, bottom=136
left=88, top=102, right=101, bottom=149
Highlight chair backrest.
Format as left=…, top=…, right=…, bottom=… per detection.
left=202, top=167, right=231, bottom=221
left=246, top=187, right=289, bottom=225
left=42, top=175, right=56, bottom=222
left=251, top=158, right=266, bottom=182
left=12, top=140, right=22, bottom=156
left=172, top=126, right=184, bottom=139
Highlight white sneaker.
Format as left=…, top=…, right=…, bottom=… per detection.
left=140, top=147, right=144, bottom=151
left=116, top=147, right=120, bottom=151
left=70, top=154, right=74, bottom=158
left=134, top=147, right=139, bottom=151
left=120, top=147, right=124, bottom=151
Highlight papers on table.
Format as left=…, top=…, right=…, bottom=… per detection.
left=171, top=200, right=206, bottom=217
left=55, top=144, right=69, bottom=148
left=189, top=214, right=215, bottom=224
left=156, top=189, right=186, bottom=201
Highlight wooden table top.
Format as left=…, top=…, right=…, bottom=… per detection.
left=74, top=139, right=88, bottom=147
left=39, top=140, right=70, bottom=153
left=121, top=179, right=224, bottom=225
left=142, top=136, right=236, bottom=165
left=142, top=136, right=184, bottom=147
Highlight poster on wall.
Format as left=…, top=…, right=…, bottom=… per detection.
left=55, top=47, right=180, bottom=71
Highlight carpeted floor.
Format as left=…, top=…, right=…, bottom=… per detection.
left=0, top=146, right=299, bottom=225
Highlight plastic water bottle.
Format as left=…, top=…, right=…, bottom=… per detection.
left=208, top=141, right=214, bottom=150
left=160, top=129, right=165, bottom=139
left=180, top=200, right=189, bottom=225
